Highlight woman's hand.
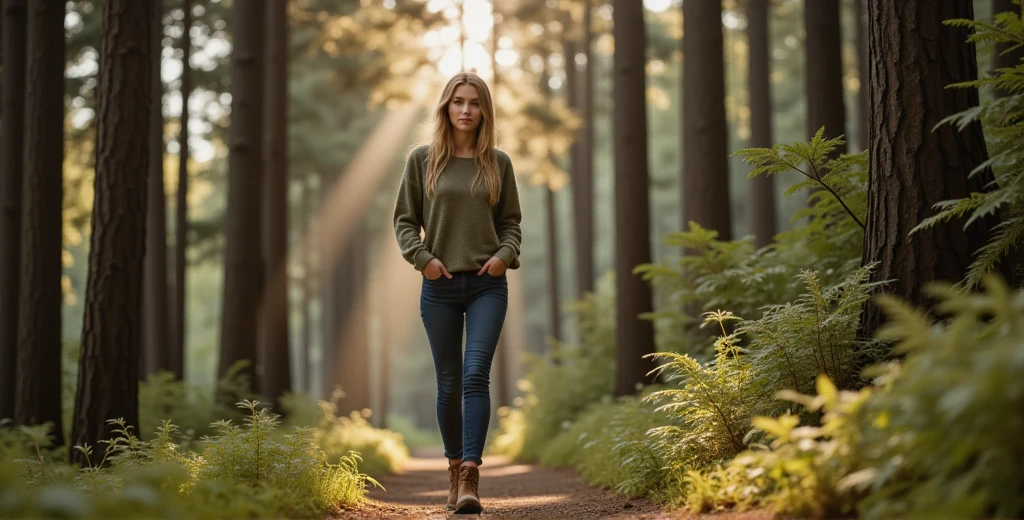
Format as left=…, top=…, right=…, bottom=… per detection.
left=477, top=256, right=507, bottom=277
left=423, top=258, right=452, bottom=280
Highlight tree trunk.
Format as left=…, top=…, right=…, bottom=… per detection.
left=70, top=0, right=153, bottom=464
left=854, top=0, right=869, bottom=150
left=298, top=177, right=312, bottom=394
left=612, top=0, right=656, bottom=396
left=219, top=0, right=265, bottom=394
left=329, top=219, right=371, bottom=417
left=994, top=0, right=1024, bottom=99
left=746, top=0, right=776, bottom=248
left=545, top=186, right=561, bottom=341
left=15, top=0, right=63, bottom=446
left=142, top=0, right=170, bottom=379
left=859, top=0, right=999, bottom=339
left=805, top=0, right=847, bottom=150
left=574, top=0, right=595, bottom=297
left=683, top=0, right=731, bottom=240
left=171, top=0, right=192, bottom=380
left=260, top=0, right=291, bottom=410
left=0, top=0, right=27, bottom=422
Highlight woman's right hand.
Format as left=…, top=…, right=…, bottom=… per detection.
left=423, top=258, right=453, bottom=280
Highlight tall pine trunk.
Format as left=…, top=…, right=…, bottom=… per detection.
left=143, top=0, right=170, bottom=378
left=805, top=0, right=847, bottom=150
left=298, top=177, right=312, bottom=393
left=329, top=219, right=370, bottom=416
left=219, top=0, right=265, bottom=394
left=746, top=0, right=776, bottom=248
left=71, top=0, right=153, bottom=464
left=545, top=186, right=561, bottom=341
left=260, top=0, right=291, bottom=409
left=171, top=0, right=192, bottom=381
left=859, top=0, right=999, bottom=339
left=15, top=0, right=64, bottom=446
left=994, top=0, right=1024, bottom=99
left=0, top=0, right=27, bottom=421
left=574, top=0, right=595, bottom=297
left=854, top=0, right=869, bottom=151
left=612, top=0, right=656, bottom=396
left=683, top=0, right=731, bottom=239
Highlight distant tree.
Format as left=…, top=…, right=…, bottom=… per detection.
left=142, top=0, right=170, bottom=378
left=15, top=0, right=64, bottom=446
left=219, top=0, right=266, bottom=395
left=260, top=0, right=291, bottom=410
left=0, top=0, right=27, bottom=422
left=171, top=0, right=193, bottom=380
left=612, top=0, right=656, bottom=396
left=683, top=0, right=731, bottom=240
left=71, top=0, right=153, bottom=464
left=805, top=0, right=847, bottom=152
left=746, top=0, right=776, bottom=248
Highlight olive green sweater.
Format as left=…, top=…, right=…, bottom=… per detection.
left=393, top=145, right=523, bottom=273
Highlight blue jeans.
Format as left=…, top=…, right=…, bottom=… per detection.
left=420, top=270, right=508, bottom=465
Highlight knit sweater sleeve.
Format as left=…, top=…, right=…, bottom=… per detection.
left=393, top=147, right=435, bottom=271
left=493, top=153, right=523, bottom=268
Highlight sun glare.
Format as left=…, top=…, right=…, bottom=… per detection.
left=424, top=0, right=520, bottom=80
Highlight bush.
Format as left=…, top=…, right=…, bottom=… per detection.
left=0, top=400, right=376, bottom=519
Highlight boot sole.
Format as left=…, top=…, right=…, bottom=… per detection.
left=454, top=496, right=482, bottom=514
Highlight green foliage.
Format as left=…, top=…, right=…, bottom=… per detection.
left=636, top=134, right=867, bottom=353
left=644, top=312, right=755, bottom=475
left=298, top=389, right=409, bottom=478
left=0, top=401, right=377, bottom=519
left=138, top=362, right=256, bottom=443
left=540, top=395, right=671, bottom=499
left=683, top=375, right=873, bottom=517
left=744, top=268, right=886, bottom=415
left=491, top=273, right=618, bottom=462
left=916, top=9, right=1024, bottom=287
left=857, top=276, right=1024, bottom=519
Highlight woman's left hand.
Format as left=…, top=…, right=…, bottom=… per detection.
left=477, top=256, right=507, bottom=276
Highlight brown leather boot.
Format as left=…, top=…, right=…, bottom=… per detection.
left=446, top=461, right=461, bottom=511
left=454, top=465, right=482, bottom=514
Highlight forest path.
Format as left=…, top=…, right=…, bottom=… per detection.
left=331, top=448, right=668, bottom=519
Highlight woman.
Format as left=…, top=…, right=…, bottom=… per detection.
left=393, top=71, right=523, bottom=514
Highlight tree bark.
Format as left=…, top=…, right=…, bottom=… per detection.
left=171, top=0, right=192, bottom=381
left=854, top=0, right=869, bottom=150
left=260, top=0, right=291, bottom=410
left=15, top=0, right=63, bottom=446
left=683, top=0, right=732, bottom=240
left=805, top=0, right=847, bottom=150
left=329, top=219, right=371, bottom=416
left=0, top=0, right=27, bottom=422
left=746, top=0, right=776, bottom=248
left=994, top=0, right=1024, bottom=99
left=298, top=177, right=312, bottom=394
left=142, top=0, right=170, bottom=379
left=612, top=0, right=656, bottom=396
left=71, top=0, right=153, bottom=464
left=545, top=186, right=561, bottom=341
left=859, top=0, right=999, bottom=339
left=219, top=0, right=265, bottom=394
left=574, top=0, right=595, bottom=297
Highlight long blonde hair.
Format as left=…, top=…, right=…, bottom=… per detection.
left=425, top=72, right=502, bottom=207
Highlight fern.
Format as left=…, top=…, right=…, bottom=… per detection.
left=915, top=8, right=1024, bottom=287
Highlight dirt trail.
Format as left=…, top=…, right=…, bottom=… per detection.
left=331, top=449, right=666, bottom=519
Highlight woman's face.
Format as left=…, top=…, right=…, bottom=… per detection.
left=447, top=83, right=482, bottom=134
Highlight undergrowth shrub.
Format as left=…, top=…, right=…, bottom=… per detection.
left=491, top=273, right=617, bottom=462
left=0, top=400, right=376, bottom=519
left=637, top=130, right=867, bottom=354
left=918, top=6, right=1024, bottom=287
